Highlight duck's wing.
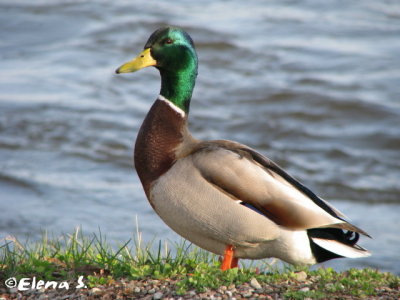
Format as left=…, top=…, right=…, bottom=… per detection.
left=189, top=140, right=369, bottom=237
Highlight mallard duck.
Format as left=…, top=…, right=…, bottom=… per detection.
left=115, top=26, right=370, bottom=270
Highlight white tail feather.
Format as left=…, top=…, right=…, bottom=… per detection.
left=312, top=237, right=371, bottom=258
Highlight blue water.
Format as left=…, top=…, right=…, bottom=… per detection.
left=1, top=0, right=399, bottom=274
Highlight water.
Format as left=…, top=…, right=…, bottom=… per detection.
left=1, top=0, right=399, bottom=274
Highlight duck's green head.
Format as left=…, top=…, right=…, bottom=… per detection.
left=116, top=27, right=198, bottom=113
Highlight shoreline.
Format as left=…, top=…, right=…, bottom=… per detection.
left=1, top=230, right=399, bottom=299
left=2, top=270, right=400, bottom=300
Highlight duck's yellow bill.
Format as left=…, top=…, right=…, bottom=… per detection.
left=115, top=48, right=156, bottom=74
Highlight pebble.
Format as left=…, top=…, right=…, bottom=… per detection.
left=153, top=291, right=163, bottom=299
left=148, top=288, right=156, bottom=294
left=325, top=283, right=333, bottom=288
left=294, top=271, right=307, bottom=282
left=250, top=278, right=262, bottom=290
left=126, top=282, right=136, bottom=290
left=299, top=287, right=310, bottom=292
left=242, top=291, right=253, bottom=298
left=90, top=287, right=102, bottom=294
left=218, top=285, right=227, bottom=293
left=38, top=294, right=48, bottom=300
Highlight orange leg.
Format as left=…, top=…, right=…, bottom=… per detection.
left=221, top=245, right=239, bottom=270
left=231, top=256, right=239, bottom=268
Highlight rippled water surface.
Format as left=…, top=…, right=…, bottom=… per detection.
left=1, top=0, right=399, bottom=274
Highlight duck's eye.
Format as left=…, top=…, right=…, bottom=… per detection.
left=163, top=38, right=173, bottom=45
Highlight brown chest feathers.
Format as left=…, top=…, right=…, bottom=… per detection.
left=134, top=99, right=190, bottom=197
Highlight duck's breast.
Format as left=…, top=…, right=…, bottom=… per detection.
left=149, top=155, right=281, bottom=257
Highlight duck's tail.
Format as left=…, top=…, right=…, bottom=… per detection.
left=307, top=228, right=371, bottom=263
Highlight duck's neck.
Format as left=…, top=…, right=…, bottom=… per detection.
left=135, top=59, right=197, bottom=196
left=134, top=98, right=187, bottom=197
left=159, top=64, right=197, bottom=114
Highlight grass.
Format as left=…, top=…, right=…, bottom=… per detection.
left=1, top=227, right=399, bottom=299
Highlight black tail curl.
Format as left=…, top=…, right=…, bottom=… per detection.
left=307, top=228, right=361, bottom=263
left=309, top=228, right=360, bottom=246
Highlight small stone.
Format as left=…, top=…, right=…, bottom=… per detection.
left=294, top=271, right=307, bottom=282
left=134, top=287, right=141, bottom=293
left=218, top=285, right=227, bottom=293
left=153, top=291, right=163, bottom=300
left=242, top=291, right=253, bottom=298
left=250, top=278, right=262, bottom=290
left=91, top=287, right=102, bottom=294
left=148, top=288, right=156, bottom=294
left=102, top=293, right=114, bottom=300
left=225, top=290, right=233, bottom=298
left=299, top=287, right=310, bottom=292
left=198, top=293, right=208, bottom=299
left=38, top=294, right=48, bottom=300
left=325, top=283, right=333, bottom=288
